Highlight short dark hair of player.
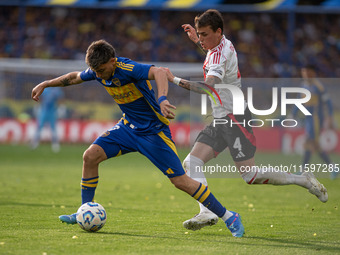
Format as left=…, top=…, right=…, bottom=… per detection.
left=86, top=39, right=116, bottom=70
left=194, top=9, right=224, bottom=34
left=303, top=64, right=318, bottom=71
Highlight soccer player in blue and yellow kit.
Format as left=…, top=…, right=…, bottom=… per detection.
left=31, top=40, right=245, bottom=237
left=292, top=65, right=337, bottom=179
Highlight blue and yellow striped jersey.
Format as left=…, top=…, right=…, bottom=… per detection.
left=80, top=57, right=169, bottom=134
left=293, top=80, right=333, bottom=125
left=302, top=81, right=333, bottom=124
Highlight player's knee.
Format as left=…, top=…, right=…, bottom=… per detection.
left=304, top=140, right=314, bottom=151
left=83, top=149, right=95, bottom=164
left=83, top=146, right=106, bottom=165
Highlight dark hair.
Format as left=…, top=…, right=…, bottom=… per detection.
left=85, top=39, right=116, bottom=70
left=194, top=9, right=224, bottom=33
left=303, top=64, right=318, bottom=71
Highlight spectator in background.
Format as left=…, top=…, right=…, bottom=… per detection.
left=31, top=87, right=64, bottom=152
left=1, top=6, right=339, bottom=78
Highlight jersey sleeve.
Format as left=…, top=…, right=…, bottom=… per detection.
left=80, top=68, right=96, bottom=81
left=206, top=52, right=226, bottom=80
left=127, top=59, right=153, bottom=81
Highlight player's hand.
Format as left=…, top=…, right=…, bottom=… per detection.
left=160, top=100, right=176, bottom=119
left=31, top=83, right=46, bottom=102
left=182, top=24, right=199, bottom=43
left=159, top=67, right=175, bottom=83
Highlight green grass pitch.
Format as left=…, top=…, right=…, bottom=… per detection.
left=0, top=144, right=339, bottom=255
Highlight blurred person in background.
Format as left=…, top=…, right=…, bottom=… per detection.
left=31, top=87, right=64, bottom=152
left=292, top=65, right=338, bottom=179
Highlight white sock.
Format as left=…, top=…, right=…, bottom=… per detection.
left=241, top=166, right=310, bottom=188
left=221, top=210, right=234, bottom=222
left=183, top=154, right=208, bottom=186
left=183, top=154, right=212, bottom=214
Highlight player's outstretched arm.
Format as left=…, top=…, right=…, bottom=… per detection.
left=176, top=75, right=222, bottom=94
left=182, top=24, right=207, bottom=55
left=160, top=67, right=221, bottom=95
left=31, top=71, right=83, bottom=102
left=148, top=67, right=176, bottom=119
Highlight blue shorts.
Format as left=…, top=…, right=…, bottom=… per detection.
left=93, top=121, right=185, bottom=178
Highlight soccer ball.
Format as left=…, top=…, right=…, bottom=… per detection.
left=76, top=202, right=107, bottom=232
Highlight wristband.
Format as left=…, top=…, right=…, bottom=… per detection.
left=173, top=77, right=181, bottom=86
left=158, top=95, right=167, bottom=104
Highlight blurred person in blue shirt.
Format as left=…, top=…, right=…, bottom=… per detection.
left=31, top=87, right=64, bottom=152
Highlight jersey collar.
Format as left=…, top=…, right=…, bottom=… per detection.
left=209, top=35, right=226, bottom=53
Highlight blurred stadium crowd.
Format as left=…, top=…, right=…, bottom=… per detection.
left=1, top=6, right=339, bottom=78
left=0, top=5, right=339, bottom=123
left=0, top=4, right=339, bottom=152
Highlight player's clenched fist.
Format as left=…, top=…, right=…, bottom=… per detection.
left=31, top=83, right=46, bottom=102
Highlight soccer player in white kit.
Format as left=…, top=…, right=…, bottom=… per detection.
left=162, top=9, right=328, bottom=231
